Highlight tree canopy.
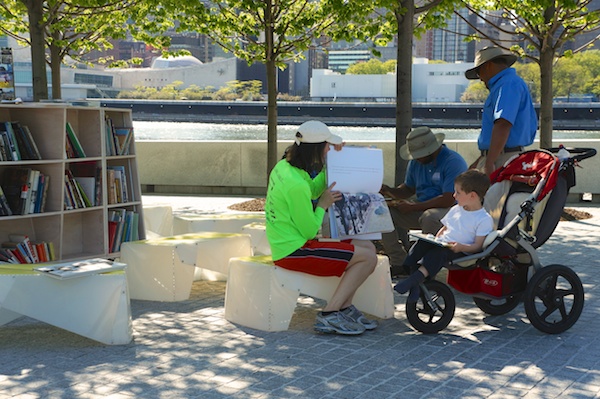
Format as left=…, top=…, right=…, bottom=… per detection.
left=0, top=0, right=174, bottom=100
left=168, top=0, right=380, bottom=176
left=346, top=59, right=397, bottom=75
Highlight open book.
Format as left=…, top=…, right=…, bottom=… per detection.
left=409, top=232, right=452, bottom=248
left=326, top=146, right=394, bottom=240
left=34, top=258, right=126, bottom=280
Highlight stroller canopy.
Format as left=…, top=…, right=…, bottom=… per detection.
left=490, top=150, right=559, bottom=201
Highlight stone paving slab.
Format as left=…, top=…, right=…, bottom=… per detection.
left=0, top=197, right=599, bottom=399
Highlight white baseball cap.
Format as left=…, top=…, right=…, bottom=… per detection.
left=295, top=120, right=343, bottom=145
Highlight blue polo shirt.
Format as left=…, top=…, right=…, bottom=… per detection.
left=479, top=68, right=537, bottom=150
left=406, top=145, right=467, bottom=202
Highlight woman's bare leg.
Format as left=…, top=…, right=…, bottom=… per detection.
left=323, top=240, right=377, bottom=312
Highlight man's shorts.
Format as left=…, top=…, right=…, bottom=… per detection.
left=273, top=239, right=355, bottom=277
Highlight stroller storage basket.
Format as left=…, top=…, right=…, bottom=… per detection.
left=447, top=263, right=528, bottom=299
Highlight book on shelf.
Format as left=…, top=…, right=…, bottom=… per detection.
left=64, top=169, right=88, bottom=209
left=107, top=165, right=129, bottom=203
left=25, top=169, right=40, bottom=214
left=74, top=176, right=95, bottom=207
left=20, top=125, right=42, bottom=159
left=34, top=174, right=49, bottom=213
left=0, top=248, right=18, bottom=263
left=0, top=121, right=20, bottom=160
left=105, top=117, right=117, bottom=156
left=1, top=235, right=52, bottom=264
left=114, top=127, right=134, bottom=155
left=0, top=185, right=13, bottom=216
left=9, top=234, right=39, bottom=263
left=325, top=146, right=394, bottom=240
left=3, top=167, right=34, bottom=215
left=109, top=208, right=127, bottom=252
left=10, top=122, right=41, bottom=160
left=34, top=258, right=126, bottom=280
left=65, top=122, right=86, bottom=158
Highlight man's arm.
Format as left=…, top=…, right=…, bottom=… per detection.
left=380, top=183, right=415, bottom=200
left=484, top=118, right=512, bottom=175
left=389, top=192, right=455, bottom=213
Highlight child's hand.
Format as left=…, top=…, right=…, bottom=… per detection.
left=448, top=242, right=464, bottom=253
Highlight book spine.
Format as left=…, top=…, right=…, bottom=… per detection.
left=0, top=185, right=13, bottom=216
left=66, top=122, right=86, bottom=158
left=4, top=122, right=20, bottom=160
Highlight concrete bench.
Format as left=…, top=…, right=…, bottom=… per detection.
left=121, top=232, right=252, bottom=301
left=224, top=254, right=395, bottom=332
left=0, top=263, right=132, bottom=345
left=173, top=213, right=265, bottom=235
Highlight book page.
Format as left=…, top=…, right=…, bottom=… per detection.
left=325, top=146, right=392, bottom=240
left=326, top=146, right=383, bottom=193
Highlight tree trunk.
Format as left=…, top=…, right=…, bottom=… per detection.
left=394, top=0, right=414, bottom=186
left=49, top=40, right=62, bottom=100
left=25, top=0, right=48, bottom=101
left=265, top=1, right=278, bottom=178
left=538, top=46, right=555, bottom=149
left=266, top=59, right=278, bottom=176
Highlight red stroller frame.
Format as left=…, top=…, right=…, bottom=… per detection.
left=404, top=147, right=596, bottom=334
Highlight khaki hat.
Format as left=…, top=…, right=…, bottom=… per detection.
left=465, top=46, right=518, bottom=80
left=295, top=120, right=343, bottom=145
left=399, top=127, right=445, bottom=160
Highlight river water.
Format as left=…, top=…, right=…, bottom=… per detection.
left=132, top=121, right=600, bottom=141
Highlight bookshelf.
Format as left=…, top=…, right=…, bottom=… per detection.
left=0, top=103, right=145, bottom=262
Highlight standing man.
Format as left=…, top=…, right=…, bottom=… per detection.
left=465, top=46, right=538, bottom=176
left=380, top=127, right=467, bottom=277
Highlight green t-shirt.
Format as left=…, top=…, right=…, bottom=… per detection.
left=265, top=159, right=327, bottom=260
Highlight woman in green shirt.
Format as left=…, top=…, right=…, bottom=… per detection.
left=265, top=120, right=378, bottom=336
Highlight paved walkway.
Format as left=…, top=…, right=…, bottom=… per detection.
left=1, top=195, right=600, bottom=399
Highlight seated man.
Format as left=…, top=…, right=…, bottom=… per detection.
left=380, top=127, right=467, bottom=277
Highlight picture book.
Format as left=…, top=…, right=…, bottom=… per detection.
left=409, top=232, right=452, bottom=248
left=326, top=146, right=394, bottom=240
left=34, top=258, right=126, bottom=280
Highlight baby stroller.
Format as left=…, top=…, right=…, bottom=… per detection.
left=405, top=147, right=597, bottom=334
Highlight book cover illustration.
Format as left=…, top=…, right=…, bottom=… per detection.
left=331, top=192, right=394, bottom=238
left=326, top=146, right=393, bottom=240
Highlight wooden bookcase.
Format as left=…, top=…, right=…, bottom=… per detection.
left=0, top=103, right=145, bottom=262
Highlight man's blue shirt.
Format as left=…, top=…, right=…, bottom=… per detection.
left=479, top=68, right=538, bottom=150
left=406, top=145, right=467, bottom=202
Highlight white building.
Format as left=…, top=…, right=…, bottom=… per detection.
left=310, top=62, right=473, bottom=103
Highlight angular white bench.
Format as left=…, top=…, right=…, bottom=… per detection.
left=121, top=232, right=252, bottom=301
left=224, top=254, right=395, bottom=331
left=241, top=222, right=270, bottom=255
left=173, top=213, right=266, bottom=235
left=143, top=204, right=174, bottom=238
left=0, top=264, right=132, bottom=345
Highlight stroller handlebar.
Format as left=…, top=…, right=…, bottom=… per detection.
left=546, top=146, right=597, bottom=162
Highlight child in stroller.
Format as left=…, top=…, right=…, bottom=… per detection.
left=401, top=147, right=596, bottom=335
left=394, top=170, right=494, bottom=302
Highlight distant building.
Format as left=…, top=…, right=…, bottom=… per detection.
left=310, top=62, right=472, bottom=103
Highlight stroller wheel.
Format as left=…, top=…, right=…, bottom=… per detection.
left=406, top=280, right=455, bottom=334
left=524, top=264, right=584, bottom=334
left=473, top=295, right=521, bottom=316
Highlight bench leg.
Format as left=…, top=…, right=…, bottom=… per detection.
left=352, top=255, right=395, bottom=319
left=225, top=259, right=300, bottom=332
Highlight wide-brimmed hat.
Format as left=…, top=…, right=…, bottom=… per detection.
left=295, top=120, right=343, bottom=145
left=399, top=127, right=445, bottom=160
left=465, top=46, right=518, bottom=80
